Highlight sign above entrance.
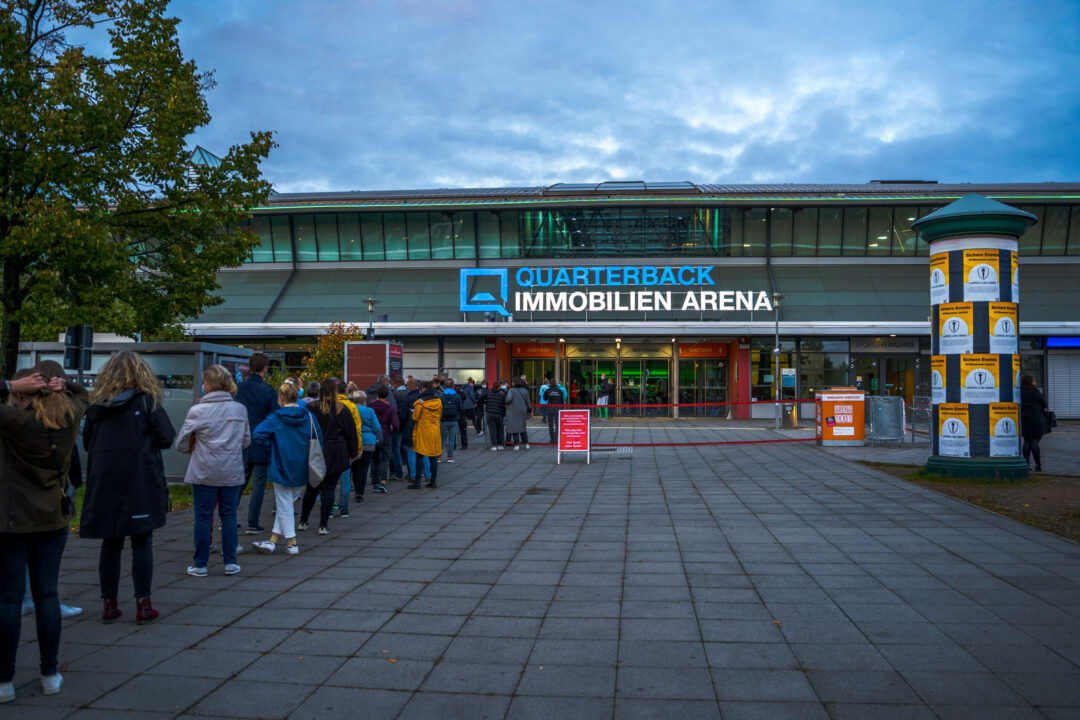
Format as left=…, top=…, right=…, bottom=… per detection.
left=460, top=266, right=772, bottom=318
left=679, top=343, right=729, bottom=358
left=510, top=343, right=555, bottom=358
left=850, top=337, right=920, bottom=354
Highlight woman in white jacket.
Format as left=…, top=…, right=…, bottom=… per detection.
left=175, top=365, right=251, bottom=577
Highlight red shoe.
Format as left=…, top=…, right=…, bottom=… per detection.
left=101, top=597, right=121, bottom=624
left=135, top=596, right=159, bottom=624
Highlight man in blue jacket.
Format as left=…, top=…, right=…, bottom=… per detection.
left=440, top=380, right=462, bottom=462
left=235, top=353, right=279, bottom=534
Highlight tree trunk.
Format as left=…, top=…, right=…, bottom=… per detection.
left=1, top=259, right=24, bottom=379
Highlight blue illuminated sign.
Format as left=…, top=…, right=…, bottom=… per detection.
left=1047, top=337, right=1080, bottom=348
left=460, top=268, right=510, bottom=316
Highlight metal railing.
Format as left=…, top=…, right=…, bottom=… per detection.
left=867, top=396, right=906, bottom=444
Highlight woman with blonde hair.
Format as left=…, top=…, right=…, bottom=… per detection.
left=81, top=352, right=176, bottom=624
left=251, top=381, right=322, bottom=555
left=175, top=365, right=250, bottom=577
left=0, top=362, right=88, bottom=702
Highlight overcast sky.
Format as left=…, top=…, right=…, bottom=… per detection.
left=170, top=0, right=1080, bottom=193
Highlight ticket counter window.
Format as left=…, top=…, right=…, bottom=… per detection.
left=751, top=340, right=795, bottom=402
left=678, top=359, right=729, bottom=416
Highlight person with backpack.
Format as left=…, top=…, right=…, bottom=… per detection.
left=0, top=364, right=88, bottom=702
left=543, top=381, right=566, bottom=443
left=458, top=378, right=475, bottom=449
left=176, top=365, right=251, bottom=578
left=440, top=380, right=462, bottom=463
left=80, top=352, right=177, bottom=625
left=300, top=379, right=358, bottom=534
left=369, top=386, right=399, bottom=492
left=472, top=379, right=486, bottom=436
left=251, top=381, right=322, bottom=555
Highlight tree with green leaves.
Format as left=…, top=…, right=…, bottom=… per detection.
left=300, top=321, right=368, bottom=385
left=0, top=0, right=274, bottom=376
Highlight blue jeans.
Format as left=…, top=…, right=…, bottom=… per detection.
left=389, top=431, right=404, bottom=477
left=193, top=484, right=242, bottom=567
left=440, top=421, right=458, bottom=459
left=1, top=528, right=68, bottom=680
left=406, top=448, right=431, bottom=479
left=245, top=462, right=269, bottom=530
left=335, top=469, right=352, bottom=513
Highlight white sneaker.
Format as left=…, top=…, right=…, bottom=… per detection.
left=514, top=445, right=521, bottom=451
left=284, top=544, right=299, bottom=555
left=234, top=544, right=245, bottom=555
left=490, top=446, right=498, bottom=452
left=253, top=541, right=276, bottom=554
left=447, top=458, right=455, bottom=463
left=525, top=444, right=531, bottom=450
left=224, top=564, right=242, bottom=575
left=187, top=565, right=208, bottom=577
left=60, top=604, right=83, bottom=618
left=0, top=681, right=14, bottom=703
left=41, top=673, right=62, bottom=696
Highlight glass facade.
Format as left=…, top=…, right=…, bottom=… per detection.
left=242, top=203, right=1077, bottom=261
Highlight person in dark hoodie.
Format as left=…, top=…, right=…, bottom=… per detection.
left=440, top=379, right=462, bottom=463
left=389, top=375, right=407, bottom=481
left=80, top=352, right=177, bottom=625
left=400, top=379, right=425, bottom=481
left=472, top=379, right=486, bottom=436
left=235, top=353, right=278, bottom=536
left=457, top=378, right=475, bottom=449
left=485, top=381, right=508, bottom=450
left=299, top=379, right=358, bottom=535
left=251, top=382, right=323, bottom=555
left=369, top=386, right=399, bottom=492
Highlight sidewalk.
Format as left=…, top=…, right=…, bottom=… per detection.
left=9, top=421, right=1080, bottom=719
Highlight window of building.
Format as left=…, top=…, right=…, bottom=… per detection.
left=405, top=212, right=430, bottom=260
left=383, top=213, right=407, bottom=260
left=1041, top=205, right=1069, bottom=255
left=799, top=338, right=850, bottom=399
left=1017, top=206, right=1044, bottom=255
left=750, top=338, right=796, bottom=402
left=867, top=206, right=892, bottom=257
left=293, top=214, right=316, bottom=261
left=842, top=206, right=867, bottom=256
left=338, top=213, right=362, bottom=260
left=1069, top=207, right=1080, bottom=255
left=818, top=207, right=842, bottom=256
left=316, top=214, right=339, bottom=261
left=769, top=208, right=793, bottom=256
left=477, top=211, right=500, bottom=258
left=793, top=207, right=818, bottom=255
left=428, top=212, right=453, bottom=259
left=251, top=215, right=273, bottom=262
left=360, top=213, right=384, bottom=261
left=891, top=207, right=918, bottom=255
left=743, top=208, right=768, bottom=257
left=454, top=212, right=476, bottom=259
left=500, top=211, right=521, bottom=258
left=270, top=215, right=292, bottom=262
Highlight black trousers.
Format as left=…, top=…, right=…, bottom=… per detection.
left=473, top=407, right=485, bottom=434
left=301, top=474, right=340, bottom=528
left=458, top=410, right=470, bottom=448
left=1023, top=435, right=1042, bottom=468
left=486, top=415, right=505, bottom=447
left=354, top=452, right=370, bottom=498
left=100, top=532, right=154, bottom=599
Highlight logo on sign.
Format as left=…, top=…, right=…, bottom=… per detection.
left=460, top=268, right=510, bottom=317
left=944, top=318, right=968, bottom=337
left=944, top=419, right=966, bottom=437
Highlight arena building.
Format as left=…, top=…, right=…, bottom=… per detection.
left=185, top=180, right=1080, bottom=418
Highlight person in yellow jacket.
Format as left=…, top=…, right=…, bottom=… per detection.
left=410, top=382, right=443, bottom=489
left=334, top=379, right=365, bottom=509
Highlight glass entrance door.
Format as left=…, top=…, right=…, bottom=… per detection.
left=853, top=357, right=916, bottom=404
left=510, top=359, right=553, bottom=404
left=564, top=359, right=616, bottom=406
left=678, top=359, right=729, bottom=417
left=620, top=359, right=671, bottom=416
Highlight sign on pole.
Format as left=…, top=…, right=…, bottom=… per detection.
left=557, top=409, right=591, bottom=464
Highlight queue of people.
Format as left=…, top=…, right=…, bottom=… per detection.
left=0, top=356, right=546, bottom=703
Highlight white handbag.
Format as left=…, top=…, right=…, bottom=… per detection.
left=307, top=413, right=326, bottom=487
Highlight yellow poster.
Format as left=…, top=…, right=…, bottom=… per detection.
left=960, top=354, right=999, bottom=403
left=989, top=403, right=1020, bottom=458
left=963, top=249, right=1001, bottom=300
left=930, top=253, right=949, bottom=305
left=1013, top=354, right=1021, bottom=397
left=988, top=302, right=1018, bottom=354
left=1010, top=251, right=1019, bottom=301
left=939, top=303, right=974, bottom=354
left=938, top=404, right=970, bottom=458
left=931, top=355, right=946, bottom=404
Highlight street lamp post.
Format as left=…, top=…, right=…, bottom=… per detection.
left=773, top=293, right=784, bottom=430
left=365, top=296, right=380, bottom=340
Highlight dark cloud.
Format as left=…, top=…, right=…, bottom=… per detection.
left=171, top=0, right=1080, bottom=190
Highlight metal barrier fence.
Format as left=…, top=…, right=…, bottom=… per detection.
left=542, top=400, right=786, bottom=421
left=907, top=396, right=933, bottom=442
left=867, top=396, right=906, bottom=444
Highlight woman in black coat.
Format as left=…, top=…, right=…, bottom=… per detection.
left=1019, top=375, right=1048, bottom=471
left=300, top=378, right=358, bottom=534
left=81, top=352, right=176, bottom=625
left=485, top=382, right=508, bottom=449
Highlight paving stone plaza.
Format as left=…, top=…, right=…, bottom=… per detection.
left=8, top=421, right=1080, bottom=719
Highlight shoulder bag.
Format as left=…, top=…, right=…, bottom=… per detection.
left=307, top=412, right=327, bottom=487
left=1044, top=408, right=1057, bottom=433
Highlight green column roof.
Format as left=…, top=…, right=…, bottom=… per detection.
left=911, top=193, right=1037, bottom=242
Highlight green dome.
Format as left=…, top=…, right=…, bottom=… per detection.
left=912, top=193, right=1037, bottom=242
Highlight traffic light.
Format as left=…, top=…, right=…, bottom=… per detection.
left=63, top=325, right=94, bottom=371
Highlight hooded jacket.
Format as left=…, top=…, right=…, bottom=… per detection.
left=0, top=382, right=89, bottom=534
left=484, top=387, right=507, bottom=419
left=440, top=387, right=462, bottom=421
left=411, top=391, right=443, bottom=457
left=307, top=400, right=359, bottom=478
left=235, top=374, right=278, bottom=464
left=80, top=390, right=177, bottom=538
left=176, top=390, right=251, bottom=486
left=505, top=382, right=532, bottom=434
left=370, top=397, right=399, bottom=444
left=355, top=403, right=382, bottom=448
left=459, top=384, right=476, bottom=410
left=252, top=405, right=323, bottom=488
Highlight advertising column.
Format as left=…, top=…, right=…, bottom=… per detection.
left=914, top=194, right=1035, bottom=480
